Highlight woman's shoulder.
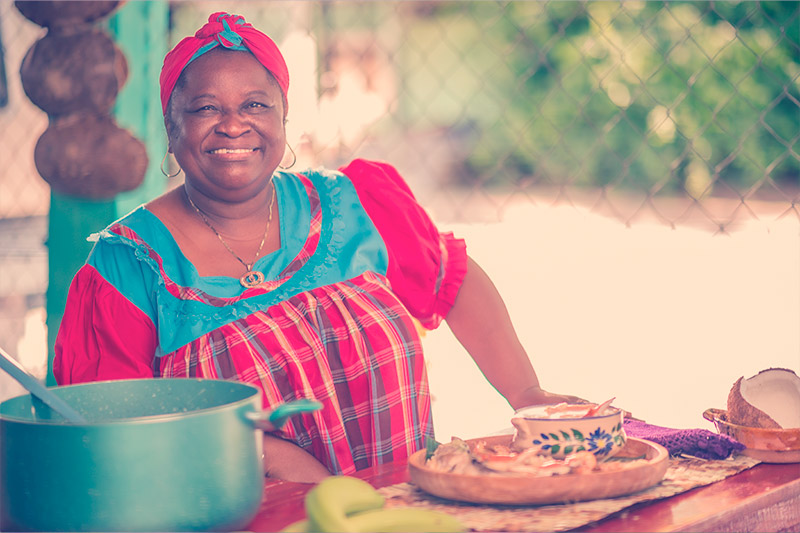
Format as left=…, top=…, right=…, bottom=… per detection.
left=294, top=159, right=400, bottom=184
left=294, top=165, right=351, bottom=187
left=338, top=159, right=418, bottom=199
left=86, top=195, right=181, bottom=279
left=90, top=203, right=168, bottom=249
left=289, top=159, right=414, bottom=204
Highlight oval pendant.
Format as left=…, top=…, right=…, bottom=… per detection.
left=240, top=270, right=265, bottom=288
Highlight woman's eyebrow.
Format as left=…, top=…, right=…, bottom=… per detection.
left=242, top=89, right=273, bottom=98
left=188, top=90, right=272, bottom=100
left=187, top=93, right=216, bottom=101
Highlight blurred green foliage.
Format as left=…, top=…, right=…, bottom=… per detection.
left=170, top=1, right=798, bottom=197
left=399, top=1, right=799, bottom=196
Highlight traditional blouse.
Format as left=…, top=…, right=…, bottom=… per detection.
left=54, top=159, right=467, bottom=475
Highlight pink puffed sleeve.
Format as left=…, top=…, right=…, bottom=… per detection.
left=339, top=158, right=468, bottom=329
left=53, top=265, right=157, bottom=385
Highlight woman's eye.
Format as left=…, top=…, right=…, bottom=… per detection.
left=193, top=104, right=216, bottom=112
left=246, top=102, right=271, bottom=110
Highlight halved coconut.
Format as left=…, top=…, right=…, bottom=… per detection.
left=727, top=368, right=800, bottom=429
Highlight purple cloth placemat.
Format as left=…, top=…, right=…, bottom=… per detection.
left=623, top=418, right=744, bottom=459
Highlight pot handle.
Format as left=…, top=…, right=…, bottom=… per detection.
left=246, top=399, right=323, bottom=431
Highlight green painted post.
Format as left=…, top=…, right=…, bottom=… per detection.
left=45, top=196, right=115, bottom=385
left=45, top=2, right=169, bottom=385
left=107, top=1, right=170, bottom=217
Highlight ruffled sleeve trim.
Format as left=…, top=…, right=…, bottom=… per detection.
left=423, top=232, right=468, bottom=330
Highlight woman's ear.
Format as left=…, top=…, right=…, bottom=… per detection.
left=164, top=117, right=174, bottom=147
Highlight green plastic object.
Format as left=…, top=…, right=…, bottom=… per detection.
left=267, top=398, right=323, bottom=429
left=0, top=378, right=265, bottom=532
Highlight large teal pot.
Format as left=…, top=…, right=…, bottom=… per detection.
left=0, top=378, right=266, bottom=532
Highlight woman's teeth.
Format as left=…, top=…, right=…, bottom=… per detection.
left=210, top=148, right=255, bottom=154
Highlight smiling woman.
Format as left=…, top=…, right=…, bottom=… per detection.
left=52, top=12, right=585, bottom=485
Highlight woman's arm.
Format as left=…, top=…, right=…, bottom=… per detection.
left=262, top=433, right=332, bottom=483
left=445, top=256, right=586, bottom=410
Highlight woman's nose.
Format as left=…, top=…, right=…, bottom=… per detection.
left=215, top=111, right=251, bottom=137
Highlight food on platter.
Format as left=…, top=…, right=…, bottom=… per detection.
left=727, top=368, right=800, bottom=429
left=409, top=436, right=669, bottom=505
left=426, top=437, right=648, bottom=478
left=517, top=400, right=615, bottom=419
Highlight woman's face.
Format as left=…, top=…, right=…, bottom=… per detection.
left=166, top=48, right=286, bottom=201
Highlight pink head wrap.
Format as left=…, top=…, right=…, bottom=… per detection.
left=159, top=12, right=290, bottom=116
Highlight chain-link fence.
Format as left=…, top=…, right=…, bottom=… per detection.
left=0, top=1, right=798, bottom=408
left=166, top=1, right=799, bottom=228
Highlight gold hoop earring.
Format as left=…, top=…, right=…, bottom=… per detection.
left=278, top=143, right=297, bottom=170
left=160, top=151, right=182, bottom=178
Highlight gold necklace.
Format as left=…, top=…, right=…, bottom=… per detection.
left=185, top=186, right=276, bottom=288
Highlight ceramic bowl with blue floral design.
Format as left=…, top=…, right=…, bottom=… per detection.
left=510, top=403, right=626, bottom=459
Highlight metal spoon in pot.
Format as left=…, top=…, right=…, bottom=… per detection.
left=0, top=346, right=87, bottom=424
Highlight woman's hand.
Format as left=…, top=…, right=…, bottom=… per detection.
left=262, top=433, right=332, bottom=483
left=507, top=385, right=589, bottom=411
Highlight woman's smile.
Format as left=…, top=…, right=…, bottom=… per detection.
left=207, top=147, right=261, bottom=160
left=209, top=148, right=258, bottom=154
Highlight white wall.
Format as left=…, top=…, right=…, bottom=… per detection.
left=425, top=200, right=800, bottom=440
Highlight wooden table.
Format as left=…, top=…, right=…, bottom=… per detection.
left=247, top=460, right=800, bottom=532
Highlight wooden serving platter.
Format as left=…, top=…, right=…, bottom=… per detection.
left=408, top=436, right=668, bottom=505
